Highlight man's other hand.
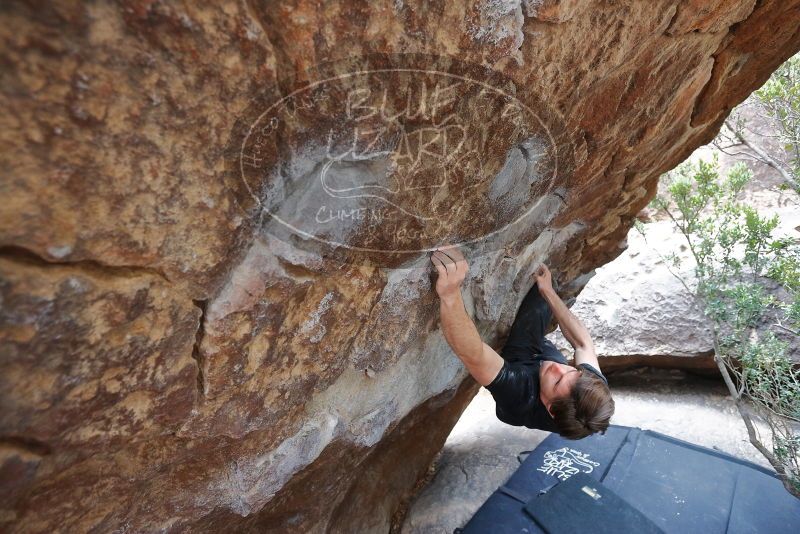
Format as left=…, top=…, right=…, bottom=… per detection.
left=534, top=263, right=553, bottom=294
left=430, top=246, right=468, bottom=301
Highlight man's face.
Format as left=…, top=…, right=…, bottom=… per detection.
left=539, top=361, right=580, bottom=406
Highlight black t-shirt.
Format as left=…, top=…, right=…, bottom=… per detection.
left=485, top=351, right=607, bottom=432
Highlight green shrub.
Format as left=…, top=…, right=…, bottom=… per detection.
left=645, top=155, right=800, bottom=497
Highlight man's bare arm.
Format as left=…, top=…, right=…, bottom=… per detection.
left=539, top=285, right=592, bottom=349
left=439, top=292, right=504, bottom=386
left=535, top=264, right=600, bottom=370
left=439, top=292, right=482, bottom=362
left=431, top=247, right=504, bottom=386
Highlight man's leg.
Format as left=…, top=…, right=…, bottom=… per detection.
left=501, top=283, right=553, bottom=363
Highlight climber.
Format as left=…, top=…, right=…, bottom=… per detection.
left=430, top=246, right=614, bottom=439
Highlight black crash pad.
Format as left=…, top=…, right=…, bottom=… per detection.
left=523, top=472, right=664, bottom=534
left=458, top=425, right=800, bottom=534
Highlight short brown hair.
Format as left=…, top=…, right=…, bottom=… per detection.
left=550, top=369, right=614, bottom=440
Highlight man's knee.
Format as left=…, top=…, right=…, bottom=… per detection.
left=525, top=291, right=551, bottom=319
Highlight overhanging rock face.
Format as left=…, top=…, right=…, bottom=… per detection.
left=2, top=1, right=799, bottom=532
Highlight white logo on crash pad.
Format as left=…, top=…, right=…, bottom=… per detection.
left=537, top=447, right=600, bottom=481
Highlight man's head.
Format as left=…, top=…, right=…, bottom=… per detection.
left=539, top=361, right=614, bottom=440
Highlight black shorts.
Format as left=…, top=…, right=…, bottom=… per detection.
left=499, top=282, right=566, bottom=365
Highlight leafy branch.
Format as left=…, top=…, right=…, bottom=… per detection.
left=645, top=156, right=800, bottom=497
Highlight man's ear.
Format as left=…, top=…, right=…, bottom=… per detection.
left=546, top=401, right=554, bottom=418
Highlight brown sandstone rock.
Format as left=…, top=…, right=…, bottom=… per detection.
left=1, top=1, right=799, bottom=532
